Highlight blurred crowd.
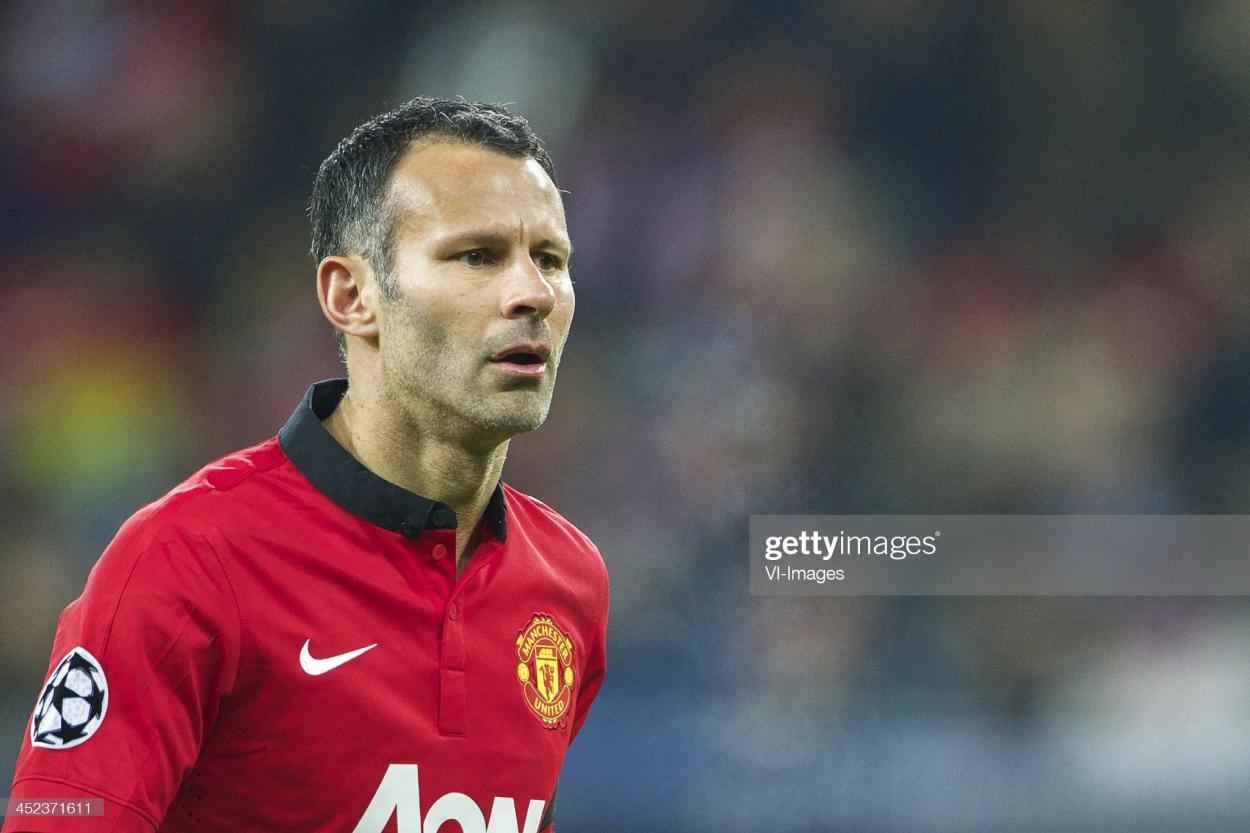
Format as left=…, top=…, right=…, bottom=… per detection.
left=2, top=2, right=1249, bottom=831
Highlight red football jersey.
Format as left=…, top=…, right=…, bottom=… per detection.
left=4, top=379, right=609, bottom=832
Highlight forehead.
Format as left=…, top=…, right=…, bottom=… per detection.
left=386, top=140, right=567, bottom=241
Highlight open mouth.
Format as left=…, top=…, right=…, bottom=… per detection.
left=499, top=352, right=544, bottom=366
left=489, top=343, right=551, bottom=376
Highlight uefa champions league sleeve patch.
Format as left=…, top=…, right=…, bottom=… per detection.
left=30, top=647, right=109, bottom=749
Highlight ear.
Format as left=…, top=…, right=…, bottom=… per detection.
left=317, top=254, right=379, bottom=344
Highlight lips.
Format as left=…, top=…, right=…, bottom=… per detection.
left=488, top=342, right=551, bottom=376
left=489, top=343, right=551, bottom=365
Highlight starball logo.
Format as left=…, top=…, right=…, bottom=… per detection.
left=353, top=764, right=546, bottom=833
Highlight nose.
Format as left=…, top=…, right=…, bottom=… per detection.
left=501, top=255, right=557, bottom=319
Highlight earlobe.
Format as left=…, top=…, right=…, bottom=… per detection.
left=317, top=255, right=379, bottom=342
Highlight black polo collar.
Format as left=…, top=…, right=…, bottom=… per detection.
left=277, top=379, right=507, bottom=541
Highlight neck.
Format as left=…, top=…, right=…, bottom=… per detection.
left=322, top=383, right=507, bottom=567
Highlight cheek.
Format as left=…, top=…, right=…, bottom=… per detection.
left=382, top=301, right=456, bottom=360
left=553, top=283, right=575, bottom=327
left=390, top=301, right=495, bottom=383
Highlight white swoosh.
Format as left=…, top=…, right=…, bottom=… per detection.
left=299, top=639, right=378, bottom=676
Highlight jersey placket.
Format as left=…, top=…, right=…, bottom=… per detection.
left=434, top=529, right=505, bottom=736
left=438, top=566, right=467, bottom=735
left=413, top=526, right=462, bottom=736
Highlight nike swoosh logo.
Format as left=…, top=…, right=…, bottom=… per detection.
left=299, top=639, right=378, bottom=676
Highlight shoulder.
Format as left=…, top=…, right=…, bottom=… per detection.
left=501, top=483, right=609, bottom=588
left=117, top=436, right=289, bottom=541
left=83, top=438, right=289, bottom=596
left=53, top=443, right=285, bottom=657
left=502, top=483, right=602, bottom=557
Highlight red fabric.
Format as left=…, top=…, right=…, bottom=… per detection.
left=4, top=437, right=609, bottom=833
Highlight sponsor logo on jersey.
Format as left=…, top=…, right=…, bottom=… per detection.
left=31, top=646, right=109, bottom=750
left=353, top=763, right=546, bottom=833
left=514, top=613, right=574, bottom=728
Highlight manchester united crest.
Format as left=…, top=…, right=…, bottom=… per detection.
left=515, top=614, right=574, bottom=728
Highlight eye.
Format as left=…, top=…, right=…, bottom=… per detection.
left=533, top=252, right=563, bottom=272
left=455, top=249, right=495, bottom=267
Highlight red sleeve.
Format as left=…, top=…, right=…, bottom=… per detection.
left=570, top=549, right=609, bottom=743
left=2, top=516, right=242, bottom=833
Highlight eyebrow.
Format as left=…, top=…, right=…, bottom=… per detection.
left=434, top=230, right=574, bottom=258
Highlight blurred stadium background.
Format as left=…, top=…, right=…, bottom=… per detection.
left=3, top=2, right=1250, bottom=831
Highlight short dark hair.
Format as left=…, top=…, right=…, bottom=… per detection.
left=308, top=96, right=557, bottom=357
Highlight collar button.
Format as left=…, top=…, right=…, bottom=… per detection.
left=430, top=508, right=455, bottom=528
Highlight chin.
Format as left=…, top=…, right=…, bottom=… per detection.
left=469, top=401, right=551, bottom=438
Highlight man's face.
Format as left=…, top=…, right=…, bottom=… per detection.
left=375, top=140, right=575, bottom=443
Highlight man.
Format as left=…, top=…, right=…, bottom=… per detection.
left=4, top=97, right=609, bottom=833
